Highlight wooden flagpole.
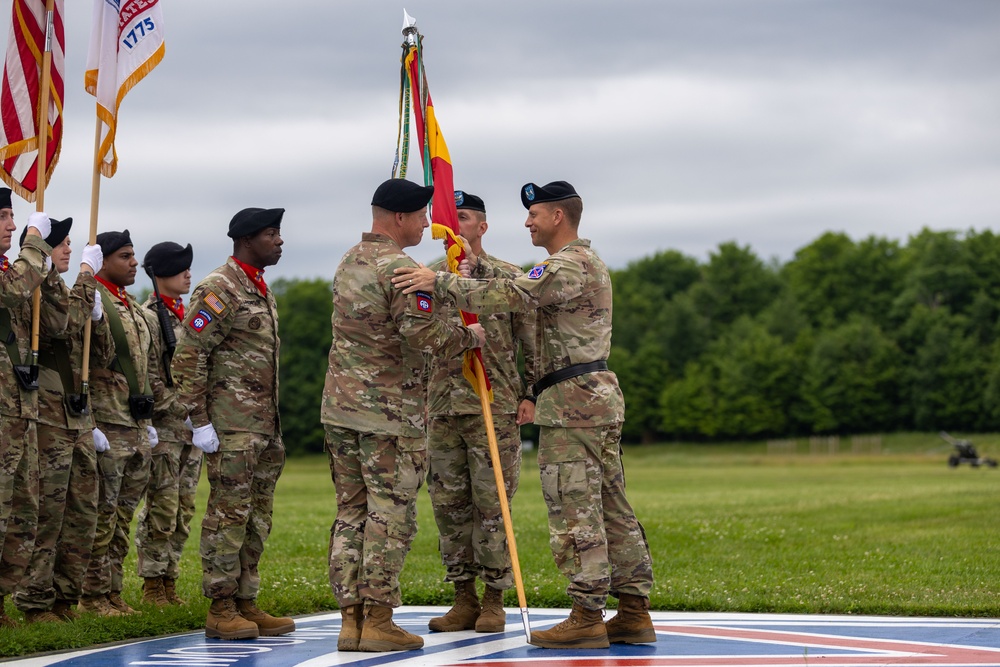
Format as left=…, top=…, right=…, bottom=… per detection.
left=472, top=356, right=532, bottom=642
left=79, top=116, right=104, bottom=394
left=29, top=0, right=57, bottom=379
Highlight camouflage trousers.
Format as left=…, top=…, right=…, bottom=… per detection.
left=0, top=415, right=39, bottom=596
left=537, top=423, right=654, bottom=610
left=136, top=440, right=203, bottom=579
left=427, top=413, right=521, bottom=589
left=325, top=425, right=426, bottom=609
left=84, top=423, right=151, bottom=596
left=200, top=431, right=284, bottom=600
left=15, top=425, right=98, bottom=611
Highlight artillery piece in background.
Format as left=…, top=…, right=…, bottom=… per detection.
left=940, top=431, right=998, bottom=468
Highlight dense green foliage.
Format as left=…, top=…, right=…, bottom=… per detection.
left=3, top=437, right=1000, bottom=657
left=271, top=227, right=1000, bottom=450
left=611, top=229, right=1000, bottom=442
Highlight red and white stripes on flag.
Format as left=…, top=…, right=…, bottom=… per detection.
left=0, top=0, right=65, bottom=202
left=85, top=0, right=164, bottom=178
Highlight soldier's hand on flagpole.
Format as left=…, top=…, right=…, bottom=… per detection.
left=27, top=211, right=50, bottom=240
left=192, top=422, right=220, bottom=453
left=147, top=425, right=159, bottom=447
left=392, top=264, right=437, bottom=294
left=516, top=399, right=536, bottom=426
left=91, top=290, right=104, bottom=322
left=458, top=258, right=473, bottom=278
left=93, top=427, right=110, bottom=453
left=80, top=244, right=103, bottom=274
left=468, top=322, right=486, bottom=349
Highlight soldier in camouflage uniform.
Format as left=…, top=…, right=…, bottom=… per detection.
left=394, top=181, right=656, bottom=649
left=321, top=179, right=486, bottom=653
left=0, top=195, right=65, bottom=628
left=425, top=191, right=536, bottom=634
left=171, top=208, right=294, bottom=641
left=80, top=230, right=161, bottom=617
left=13, top=220, right=115, bottom=623
left=135, top=242, right=199, bottom=607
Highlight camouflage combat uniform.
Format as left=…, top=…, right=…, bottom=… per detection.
left=0, top=236, right=61, bottom=607
left=435, top=238, right=654, bottom=611
left=321, top=232, right=482, bottom=609
left=172, top=257, right=283, bottom=601
left=425, top=253, right=535, bottom=590
left=136, top=295, right=201, bottom=582
left=83, top=282, right=157, bottom=598
left=14, top=270, right=114, bottom=612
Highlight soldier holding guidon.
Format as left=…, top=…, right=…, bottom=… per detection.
left=425, top=190, right=536, bottom=634
left=394, top=181, right=657, bottom=649
left=12, top=217, right=114, bottom=623
left=321, top=179, right=486, bottom=653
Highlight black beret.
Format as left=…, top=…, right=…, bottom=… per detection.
left=227, top=207, right=284, bottom=239
left=520, top=180, right=580, bottom=209
left=371, top=178, right=434, bottom=213
left=454, top=190, right=485, bottom=213
left=19, top=216, right=72, bottom=249
left=0, top=187, right=11, bottom=210
left=143, top=241, right=193, bottom=277
left=96, top=229, right=133, bottom=256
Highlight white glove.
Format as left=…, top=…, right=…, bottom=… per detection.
left=192, top=422, right=220, bottom=453
left=81, top=244, right=103, bottom=274
left=184, top=416, right=194, bottom=432
left=91, top=289, right=103, bottom=322
left=146, top=425, right=159, bottom=447
left=27, top=211, right=51, bottom=240
left=45, top=256, right=52, bottom=271
left=93, top=427, right=110, bottom=453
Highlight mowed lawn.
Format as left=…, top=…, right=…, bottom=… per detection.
left=3, top=433, right=1000, bottom=656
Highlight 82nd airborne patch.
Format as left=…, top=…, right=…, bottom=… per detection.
left=416, top=291, right=433, bottom=313
left=190, top=309, right=213, bottom=332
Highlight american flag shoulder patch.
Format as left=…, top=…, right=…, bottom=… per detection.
left=203, top=291, right=226, bottom=315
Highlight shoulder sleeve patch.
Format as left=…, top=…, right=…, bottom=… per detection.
left=527, top=262, right=549, bottom=279
left=415, top=290, right=433, bottom=313
left=189, top=309, right=214, bottom=332
left=203, top=291, right=227, bottom=315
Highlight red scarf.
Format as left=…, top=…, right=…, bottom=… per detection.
left=0, top=255, right=8, bottom=272
left=95, top=275, right=129, bottom=308
left=162, top=295, right=184, bottom=322
left=232, top=256, right=267, bottom=296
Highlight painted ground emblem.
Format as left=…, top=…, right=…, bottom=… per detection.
left=8, top=608, right=1000, bottom=667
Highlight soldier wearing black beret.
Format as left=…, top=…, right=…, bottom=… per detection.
left=394, top=180, right=656, bottom=649
left=136, top=240, right=198, bottom=608
left=171, top=207, right=293, bottom=639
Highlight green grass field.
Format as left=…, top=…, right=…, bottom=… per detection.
left=3, top=432, right=1000, bottom=657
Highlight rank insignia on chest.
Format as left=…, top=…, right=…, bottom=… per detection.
left=190, top=309, right=213, bottom=332
left=528, top=263, right=547, bottom=279
left=416, top=291, right=433, bottom=313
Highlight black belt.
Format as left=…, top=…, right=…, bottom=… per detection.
left=531, top=360, right=608, bottom=399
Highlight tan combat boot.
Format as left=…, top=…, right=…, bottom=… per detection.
left=205, top=597, right=259, bottom=640
left=338, top=604, right=364, bottom=651
left=475, top=585, right=506, bottom=633
left=52, top=600, right=80, bottom=620
left=605, top=593, right=656, bottom=644
left=108, top=591, right=141, bottom=615
left=236, top=598, right=295, bottom=636
left=528, top=603, right=609, bottom=649
left=428, top=580, right=480, bottom=632
left=142, top=577, right=169, bottom=607
left=78, top=594, right=124, bottom=617
left=162, top=578, right=186, bottom=605
left=23, top=609, right=64, bottom=624
left=359, top=605, right=424, bottom=651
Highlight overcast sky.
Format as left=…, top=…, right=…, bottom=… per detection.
left=5, top=1, right=1000, bottom=290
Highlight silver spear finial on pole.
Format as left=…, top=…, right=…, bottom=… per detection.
left=401, top=9, right=418, bottom=45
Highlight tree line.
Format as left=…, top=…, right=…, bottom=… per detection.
left=272, top=227, right=1000, bottom=453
